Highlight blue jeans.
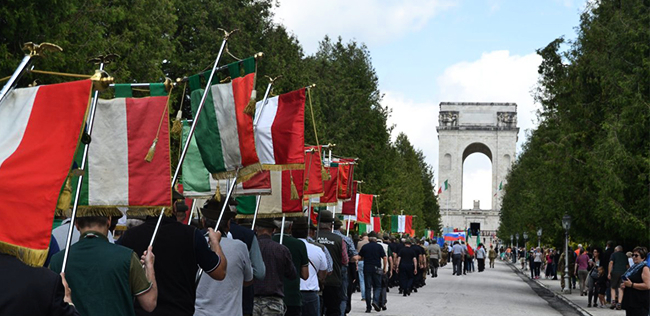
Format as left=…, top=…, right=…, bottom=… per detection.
left=357, top=261, right=365, bottom=298
left=363, top=270, right=382, bottom=310
left=301, top=291, right=319, bottom=316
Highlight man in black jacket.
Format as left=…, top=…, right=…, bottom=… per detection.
left=0, top=253, right=78, bottom=315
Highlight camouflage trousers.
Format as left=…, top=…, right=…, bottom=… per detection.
left=253, top=296, right=286, bottom=316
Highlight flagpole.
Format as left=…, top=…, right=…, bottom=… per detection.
left=215, top=171, right=239, bottom=230
left=251, top=195, right=261, bottom=229
left=279, top=214, right=287, bottom=244
left=307, top=198, right=313, bottom=235
left=148, top=30, right=235, bottom=248
left=0, top=42, right=63, bottom=106
left=346, top=215, right=351, bottom=237
left=61, top=58, right=108, bottom=273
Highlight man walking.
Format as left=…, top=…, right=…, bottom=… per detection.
left=427, top=239, right=441, bottom=277
left=358, top=232, right=387, bottom=312
left=476, top=244, right=487, bottom=272
left=316, top=211, right=345, bottom=316
left=396, top=239, right=417, bottom=296
left=488, top=245, right=497, bottom=268
left=292, top=218, right=328, bottom=316
left=253, top=219, right=298, bottom=316
left=452, top=241, right=464, bottom=276
left=272, top=220, right=309, bottom=316
left=50, top=211, right=158, bottom=316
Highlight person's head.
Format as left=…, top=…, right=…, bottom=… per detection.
left=368, top=232, right=378, bottom=242
left=615, top=245, right=623, bottom=252
left=200, top=197, right=236, bottom=234
left=432, top=239, right=437, bottom=245
left=75, top=216, right=111, bottom=235
left=598, top=266, right=605, bottom=276
left=606, top=240, right=614, bottom=248
left=274, top=220, right=292, bottom=234
left=490, top=245, right=493, bottom=249
left=404, top=239, right=412, bottom=246
left=632, top=247, right=648, bottom=264
left=172, top=189, right=189, bottom=219
left=291, top=217, right=309, bottom=239
left=592, top=248, right=600, bottom=260
left=453, top=241, right=459, bottom=245
left=318, top=210, right=334, bottom=230
left=360, top=232, right=368, bottom=240
left=255, top=219, right=277, bottom=236
left=626, top=251, right=633, bottom=258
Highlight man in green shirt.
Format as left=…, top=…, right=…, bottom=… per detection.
left=50, top=210, right=157, bottom=316
left=272, top=220, right=309, bottom=316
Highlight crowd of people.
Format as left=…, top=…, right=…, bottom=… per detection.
left=497, top=241, right=650, bottom=316
left=4, top=191, right=648, bottom=316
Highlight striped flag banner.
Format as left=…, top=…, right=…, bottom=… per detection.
left=72, top=86, right=172, bottom=213
left=0, top=79, right=92, bottom=266
left=254, top=89, right=305, bottom=170
left=181, top=120, right=271, bottom=198
left=190, top=59, right=261, bottom=182
left=314, top=166, right=338, bottom=206
left=239, top=170, right=303, bottom=217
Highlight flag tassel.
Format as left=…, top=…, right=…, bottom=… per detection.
left=144, top=138, right=158, bottom=162
left=290, top=171, right=300, bottom=200
left=243, top=90, right=256, bottom=116
left=214, top=183, right=222, bottom=202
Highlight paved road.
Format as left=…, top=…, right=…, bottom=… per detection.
left=346, top=260, right=577, bottom=316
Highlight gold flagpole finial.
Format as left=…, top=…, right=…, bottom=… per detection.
left=22, top=42, right=63, bottom=57
left=90, top=70, right=114, bottom=91
left=87, top=53, right=119, bottom=66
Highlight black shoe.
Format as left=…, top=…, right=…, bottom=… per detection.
left=372, top=302, right=380, bottom=312
left=382, top=306, right=387, bottom=311
left=413, top=288, right=417, bottom=293
left=365, top=308, right=372, bottom=313
left=403, top=293, right=407, bottom=297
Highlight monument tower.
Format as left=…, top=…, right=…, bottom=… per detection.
left=437, top=102, right=518, bottom=236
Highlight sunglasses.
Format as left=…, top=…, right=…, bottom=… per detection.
left=632, top=254, right=641, bottom=258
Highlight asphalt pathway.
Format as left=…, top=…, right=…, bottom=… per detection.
left=347, top=260, right=579, bottom=316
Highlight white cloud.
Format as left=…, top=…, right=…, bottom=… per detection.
left=272, top=0, right=456, bottom=54
left=385, top=50, right=542, bottom=209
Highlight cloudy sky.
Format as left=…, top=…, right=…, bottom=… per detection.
left=273, top=0, right=588, bottom=209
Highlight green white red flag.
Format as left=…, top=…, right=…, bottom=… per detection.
left=71, top=86, right=172, bottom=213
left=190, top=62, right=260, bottom=182
left=254, top=89, right=306, bottom=170
left=181, top=120, right=271, bottom=198
left=0, top=80, right=92, bottom=266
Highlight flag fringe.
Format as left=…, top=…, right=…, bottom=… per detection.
left=0, top=241, right=49, bottom=267
left=67, top=207, right=125, bottom=218
left=126, top=208, right=174, bottom=217
left=235, top=211, right=303, bottom=219
left=310, top=201, right=338, bottom=207
left=321, top=166, right=330, bottom=180
left=211, top=163, right=262, bottom=184
left=55, top=177, right=73, bottom=216
left=261, top=163, right=305, bottom=171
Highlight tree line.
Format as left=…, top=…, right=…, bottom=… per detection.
left=498, top=0, right=649, bottom=249
left=0, top=0, right=441, bottom=233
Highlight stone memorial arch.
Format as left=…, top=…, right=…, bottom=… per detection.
left=436, top=102, right=518, bottom=234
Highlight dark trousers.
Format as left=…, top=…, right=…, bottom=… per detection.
left=399, top=264, right=415, bottom=292
left=301, top=291, right=319, bottom=316
left=452, top=254, right=462, bottom=275
left=534, top=262, right=541, bottom=277
left=477, top=258, right=485, bottom=272
left=379, top=273, right=388, bottom=307
left=321, top=285, right=341, bottom=316
left=285, top=305, right=301, bottom=316
left=363, top=270, right=382, bottom=310
left=340, top=266, right=348, bottom=314
left=429, top=258, right=439, bottom=277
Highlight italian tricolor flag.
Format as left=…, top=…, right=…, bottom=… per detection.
left=0, top=80, right=92, bottom=266
left=73, top=88, right=172, bottom=212
left=191, top=72, right=260, bottom=182
left=437, top=179, right=449, bottom=194
left=254, top=89, right=305, bottom=170
left=181, top=121, right=271, bottom=198
left=391, top=215, right=413, bottom=235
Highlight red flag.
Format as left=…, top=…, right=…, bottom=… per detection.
left=438, top=186, right=442, bottom=194
left=316, top=166, right=338, bottom=206
left=0, top=80, right=92, bottom=266
left=372, top=216, right=381, bottom=232
left=405, top=215, right=414, bottom=236
left=341, top=181, right=358, bottom=215
left=302, top=146, right=324, bottom=198
left=336, top=160, right=354, bottom=201
left=356, top=194, right=373, bottom=224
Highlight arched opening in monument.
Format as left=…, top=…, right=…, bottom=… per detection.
left=461, top=142, right=492, bottom=210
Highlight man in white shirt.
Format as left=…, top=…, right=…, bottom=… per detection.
left=292, top=217, right=328, bottom=316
